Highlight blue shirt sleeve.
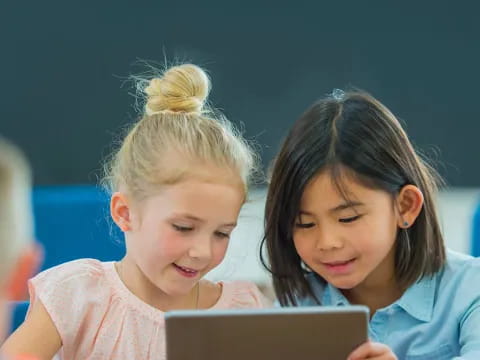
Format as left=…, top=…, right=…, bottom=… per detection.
left=456, top=290, right=480, bottom=358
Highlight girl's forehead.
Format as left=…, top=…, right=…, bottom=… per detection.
left=301, top=171, right=389, bottom=209
left=138, top=180, right=245, bottom=224
left=149, top=178, right=245, bottom=203
left=303, top=171, right=359, bottom=197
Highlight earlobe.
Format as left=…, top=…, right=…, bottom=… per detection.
left=111, top=192, right=132, bottom=232
left=396, top=185, right=424, bottom=228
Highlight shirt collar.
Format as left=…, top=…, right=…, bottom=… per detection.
left=321, top=273, right=437, bottom=322
left=395, top=274, right=437, bottom=322
left=322, top=282, right=350, bottom=306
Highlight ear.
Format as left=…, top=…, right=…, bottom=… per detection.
left=396, top=185, right=424, bottom=229
left=110, top=192, right=133, bottom=232
left=5, top=242, right=43, bottom=301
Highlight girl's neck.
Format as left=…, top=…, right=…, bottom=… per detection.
left=342, top=279, right=404, bottom=317
left=116, top=256, right=200, bottom=312
left=341, top=250, right=405, bottom=317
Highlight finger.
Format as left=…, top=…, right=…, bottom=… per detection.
left=347, top=341, right=393, bottom=359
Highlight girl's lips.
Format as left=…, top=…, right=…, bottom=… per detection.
left=321, top=258, right=357, bottom=275
left=173, top=263, right=199, bottom=278
left=323, top=259, right=354, bottom=266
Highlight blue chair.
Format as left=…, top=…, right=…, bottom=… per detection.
left=33, top=185, right=125, bottom=271
left=9, top=301, right=29, bottom=334
left=472, top=200, right=480, bottom=257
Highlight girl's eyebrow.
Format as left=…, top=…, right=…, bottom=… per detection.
left=329, top=201, right=365, bottom=213
left=172, top=213, right=203, bottom=222
left=172, top=213, right=237, bottom=227
left=299, top=201, right=365, bottom=216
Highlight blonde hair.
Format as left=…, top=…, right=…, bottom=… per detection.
left=103, top=64, right=257, bottom=200
left=0, top=138, right=33, bottom=278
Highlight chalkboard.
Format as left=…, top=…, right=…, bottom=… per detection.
left=1, top=1, right=479, bottom=186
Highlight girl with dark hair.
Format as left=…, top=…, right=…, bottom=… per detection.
left=262, top=90, right=480, bottom=359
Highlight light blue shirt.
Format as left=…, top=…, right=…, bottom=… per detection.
left=298, top=250, right=480, bottom=359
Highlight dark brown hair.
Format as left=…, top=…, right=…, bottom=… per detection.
left=261, top=90, right=445, bottom=306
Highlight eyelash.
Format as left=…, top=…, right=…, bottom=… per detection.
left=214, top=231, right=230, bottom=239
left=339, top=215, right=362, bottom=223
left=295, top=223, right=315, bottom=229
left=172, top=224, right=230, bottom=239
left=295, top=215, right=362, bottom=228
left=172, top=224, right=192, bottom=232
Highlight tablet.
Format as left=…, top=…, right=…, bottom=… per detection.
left=165, top=306, right=369, bottom=360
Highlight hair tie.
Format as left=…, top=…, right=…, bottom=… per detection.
left=331, top=88, right=345, bottom=101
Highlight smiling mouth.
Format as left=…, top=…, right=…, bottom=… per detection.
left=320, top=258, right=357, bottom=274
left=173, top=263, right=200, bottom=277
left=322, top=259, right=355, bottom=266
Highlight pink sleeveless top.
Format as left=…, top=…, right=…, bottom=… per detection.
left=28, top=259, right=271, bottom=360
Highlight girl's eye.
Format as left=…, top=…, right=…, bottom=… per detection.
left=295, top=222, right=315, bottom=229
left=214, top=231, right=230, bottom=239
left=339, top=215, right=361, bottom=223
left=172, top=224, right=193, bottom=232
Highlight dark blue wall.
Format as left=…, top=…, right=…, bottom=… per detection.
left=1, top=1, right=479, bottom=185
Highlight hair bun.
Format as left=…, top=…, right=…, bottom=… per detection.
left=144, top=64, right=210, bottom=115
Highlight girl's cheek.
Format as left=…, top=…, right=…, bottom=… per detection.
left=210, top=242, right=229, bottom=266
left=154, top=230, right=188, bottom=256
